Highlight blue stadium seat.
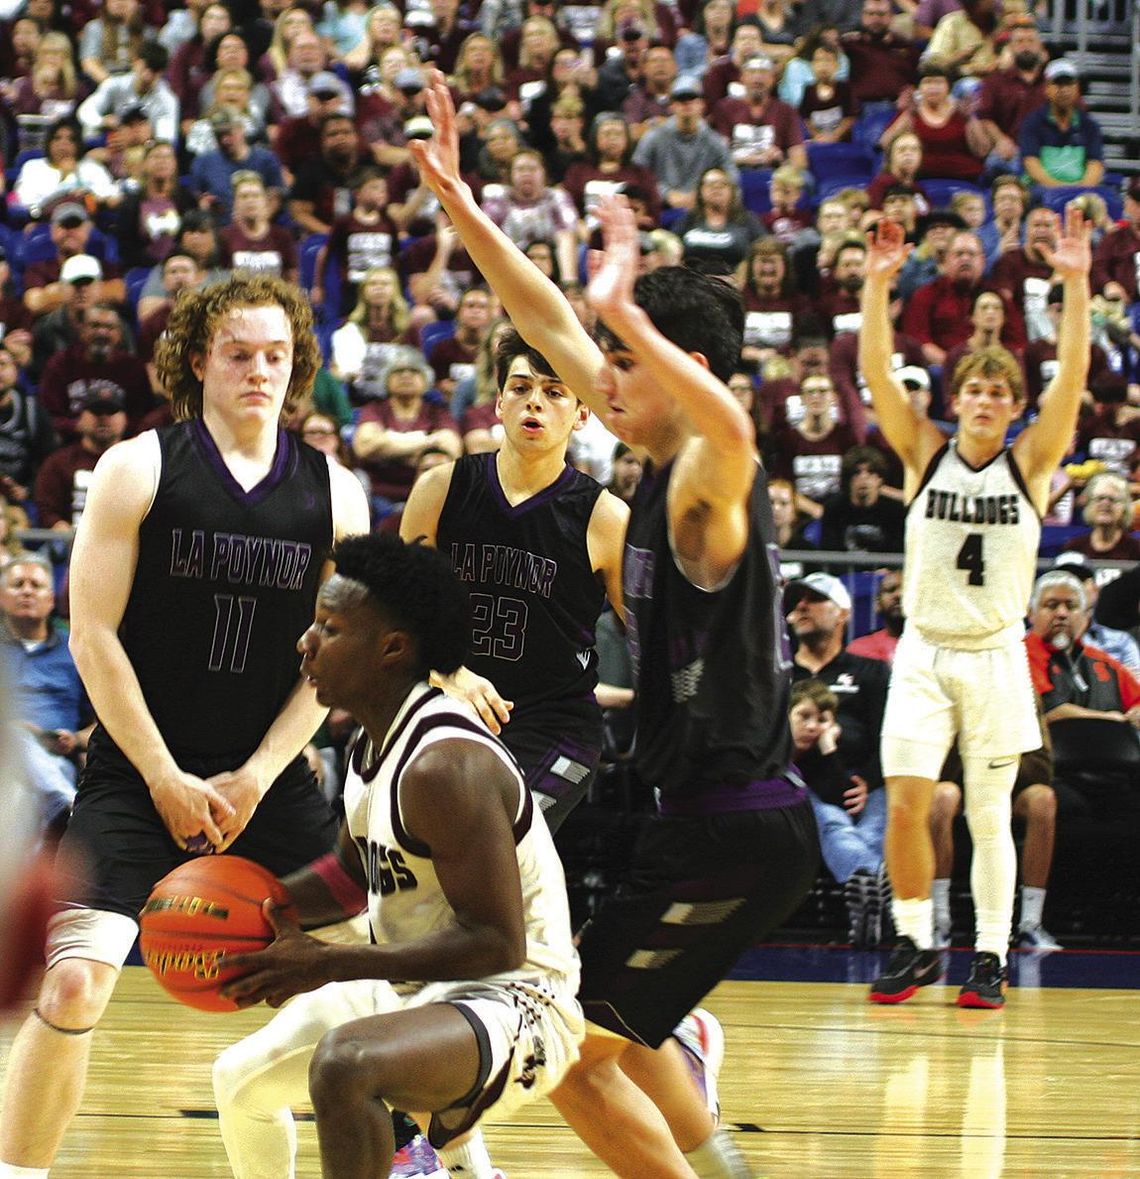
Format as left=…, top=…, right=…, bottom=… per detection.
left=920, top=178, right=985, bottom=209
left=418, top=318, right=455, bottom=360
left=1037, top=184, right=1123, bottom=222
left=807, top=142, right=874, bottom=190
left=124, top=266, right=150, bottom=321
left=299, top=232, right=328, bottom=291
left=852, top=106, right=896, bottom=155
left=739, top=168, right=774, bottom=215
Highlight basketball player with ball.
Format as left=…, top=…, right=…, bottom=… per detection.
left=0, top=275, right=369, bottom=1178
left=212, top=532, right=583, bottom=1179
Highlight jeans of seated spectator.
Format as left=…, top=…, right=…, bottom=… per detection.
left=808, top=785, right=888, bottom=883
left=17, top=727, right=77, bottom=829
left=982, top=149, right=1023, bottom=185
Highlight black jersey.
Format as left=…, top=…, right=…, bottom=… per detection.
left=436, top=452, right=606, bottom=718
left=624, top=458, right=794, bottom=799
left=107, top=420, right=333, bottom=769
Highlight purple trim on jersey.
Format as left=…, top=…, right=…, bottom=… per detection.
left=484, top=451, right=578, bottom=519
left=388, top=713, right=530, bottom=858
left=657, top=775, right=807, bottom=817
left=353, top=686, right=444, bottom=783
left=191, top=419, right=292, bottom=507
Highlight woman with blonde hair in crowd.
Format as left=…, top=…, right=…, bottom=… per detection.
left=78, top=0, right=149, bottom=85
left=595, top=0, right=675, bottom=48
left=330, top=266, right=419, bottom=403
left=450, top=32, right=505, bottom=105
left=184, top=68, right=269, bottom=157
left=5, top=31, right=80, bottom=123
left=343, top=4, right=403, bottom=79
left=506, top=14, right=562, bottom=104
left=262, top=6, right=316, bottom=77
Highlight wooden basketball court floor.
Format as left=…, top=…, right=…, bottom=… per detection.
left=2, top=945, right=1138, bottom=1177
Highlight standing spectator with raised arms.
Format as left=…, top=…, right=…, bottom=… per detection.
left=861, top=209, right=1091, bottom=1009
left=0, top=274, right=370, bottom=1177
left=409, top=72, right=819, bottom=1178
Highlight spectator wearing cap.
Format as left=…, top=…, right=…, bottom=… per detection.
left=356, top=67, right=431, bottom=172
left=841, top=0, right=920, bottom=108
left=1019, top=59, right=1104, bottom=190
left=709, top=53, right=807, bottom=173
left=593, top=18, right=652, bottom=113
left=787, top=572, right=892, bottom=939
left=351, top=346, right=461, bottom=519
left=11, top=117, right=118, bottom=219
left=77, top=42, right=179, bottom=147
left=632, top=73, right=737, bottom=211
left=1054, top=555, right=1140, bottom=673
left=895, top=207, right=965, bottom=301
left=617, top=42, right=677, bottom=142
left=37, top=298, right=152, bottom=442
left=33, top=379, right=131, bottom=530
left=312, top=166, right=399, bottom=315
left=1091, top=181, right=1140, bottom=303
left=974, top=18, right=1048, bottom=177
left=901, top=229, right=1025, bottom=367
left=23, top=206, right=125, bottom=321
left=861, top=364, right=953, bottom=486
left=219, top=172, right=299, bottom=284
left=270, top=68, right=354, bottom=175
left=189, top=107, right=285, bottom=223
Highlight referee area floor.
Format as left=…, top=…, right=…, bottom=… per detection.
left=2, top=946, right=1138, bottom=1177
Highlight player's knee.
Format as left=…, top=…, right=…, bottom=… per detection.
left=309, top=1027, right=376, bottom=1113
left=37, top=958, right=116, bottom=1028
left=1018, top=784, right=1056, bottom=824
left=930, top=782, right=962, bottom=826
left=213, top=1041, right=255, bottom=1111
left=886, top=787, right=932, bottom=832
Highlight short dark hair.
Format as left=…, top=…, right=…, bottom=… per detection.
left=330, top=534, right=469, bottom=678
left=841, top=444, right=887, bottom=485
left=138, top=41, right=169, bottom=73
left=493, top=326, right=560, bottom=391
left=598, top=266, right=744, bottom=381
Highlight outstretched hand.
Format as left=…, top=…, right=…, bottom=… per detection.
left=221, top=901, right=331, bottom=1009
left=1040, top=205, right=1091, bottom=280
left=407, top=70, right=461, bottom=197
left=866, top=218, right=912, bottom=281
left=587, top=194, right=640, bottom=325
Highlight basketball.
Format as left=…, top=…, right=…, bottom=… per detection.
left=139, top=856, right=292, bottom=1013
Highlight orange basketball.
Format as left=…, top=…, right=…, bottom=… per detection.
left=139, top=856, right=291, bottom=1012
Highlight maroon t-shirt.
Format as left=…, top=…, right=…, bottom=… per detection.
left=769, top=423, right=860, bottom=503
left=323, top=211, right=400, bottom=285
left=1024, top=339, right=1110, bottom=410
left=902, top=277, right=1026, bottom=354
left=32, top=441, right=100, bottom=527
left=398, top=235, right=483, bottom=290
left=741, top=290, right=813, bottom=354
left=428, top=336, right=478, bottom=387
left=865, top=171, right=930, bottom=212
left=356, top=399, right=459, bottom=502
left=1077, top=405, right=1140, bottom=476
left=561, top=162, right=663, bottom=224
left=38, top=347, right=154, bottom=439
left=709, top=95, right=805, bottom=156
left=219, top=223, right=300, bottom=280
left=800, top=81, right=858, bottom=140
left=1061, top=531, right=1140, bottom=562
left=273, top=115, right=324, bottom=175
left=974, top=67, right=1046, bottom=139
left=1091, top=223, right=1140, bottom=302
left=841, top=31, right=922, bottom=105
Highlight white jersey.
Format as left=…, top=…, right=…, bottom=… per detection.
left=342, top=683, right=579, bottom=991
left=903, top=440, right=1040, bottom=646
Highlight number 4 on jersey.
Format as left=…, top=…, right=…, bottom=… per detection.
left=956, top=532, right=985, bottom=586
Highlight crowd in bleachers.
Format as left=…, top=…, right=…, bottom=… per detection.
left=0, top=0, right=1139, bottom=938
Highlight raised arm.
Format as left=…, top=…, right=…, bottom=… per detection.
left=859, top=219, right=945, bottom=489
left=409, top=74, right=606, bottom=415
left=1014, top=206, right=1092, bottom=495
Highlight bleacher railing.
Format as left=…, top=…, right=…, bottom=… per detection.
left=1047, top=0, right=1139, bottom=132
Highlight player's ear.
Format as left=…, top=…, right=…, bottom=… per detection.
left=571, top=401, right=589, bottom=432
left=189, top=351, right=205, bottom=381
left=688, top=351, right=711, bottom=372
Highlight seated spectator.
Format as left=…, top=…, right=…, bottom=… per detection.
left=1025, top=283, right=1110, bottom=413
left=1091, top=179, right=1140, bottom=303
left=768, top=475, right=817, bottom=579
left=608, top=441, right=643, bottom=504
left=1019, top=59, right=1104, bottom=190
left=268, top=28, right=347, bottom=121
left=260, top=6, right=317, bottom=80
left=480, top=149, right=580, bottom=282
left=790, top=196, right=858, bottom=293
left=503, top=14, right=563, bottom=109
left=709, top=53, right=807, bottom=174
left=925, top=0, right=1002, bottom=81
left=846, top=568, right=904, bottom=663
left=1025, top=568, right=1140, bottom=818
left=12, top=117, right=117, bottom=218
left=78, top=0, right=153, bottom=86
left=798, top=38, right=857, bottom=143
left=114, top=139, right=196, bottom=270
left=190, top=108, right=285, bottom=224
left=275, top=65, right=362, bottom=178
left=633, top=73, right=737, bottom=211
left=0, top=550, right=93, bottom=832
left=400, top=212, right=485, bottom=322
left=5, top=31, right=82, bottom=125
left=989, top=204, right=1063, bottom=342
left=135, top=251, right=206, bottom=392
left=701, top=19, right=765, bottom=110
left=762, top=165, right=812, bottom=244
left=941, top=290, right=1028, bottom=413
left=24, top=205, right=126, bottom=320
left=218, top=171, right=298, bottom=284
left=33, top=384, right=130, bottom=530
left=880, top=61, right=989, bottom=184
left=183, top=64, right=271, bottom=158
left=750, top=0, right=801, bottom=70
left=816, top=235, right=868, bottom=338
left=37, top=299, right=153, bottom=440
left=779, top=23, right=851, bottom=109
left=312, top=165, right=398, bottom=315
left=770, top=373, right=859, bottom=514
left=417, top=0, right=472, bottom=76
left=562, top=113, right=662, bottom=230
left=865, top=130, right=931, bottom=213
left=427, top=286, right=494, bottom=405
left=978, top=173, right=1027, bottom=266
left=819, top=444, right=906, bottom=554
left=0, top=346, right=57, bottom=508
left=1061, top=472, right=1140, bottom=563
left=166, top=2, right=234, bottom=122
left=77, top=42, right=179, bottom=148
left=317, top=0, right=370, bottom=60
left=677, top=167, right=764, bottom=270
left=830, top=326, right=926, bottom=434
left=930, top=724, right=1059, bottom=950
left=618, top=42, right=678, bottom=144
left=329, top=267, right=420, bottom=404
left=1054, top=554, right=1140, bottom=673
left=901, top=229, right=1025, bottom=367
left=674, top=0, right=735, bottom=82
left=754, top=326, right=835, bottom=433
left=974, top=16, right=1048, bottom=179
left=787, top=573, right=891, bottom=947
left=494, top=0, right=581, bottom=73
left=950, top=188, right=987, bottom=236
left=288, top=111, right=367, bottom=237
left=0, top=249, right=34, bottom=371
left=351, top=346, right=462, bottom=519
left=472, top=113, right=526, bottom=186
left=740, top=238, right=811, bottom=365
left=454, top=316, right=513, bottom=452
left=540, top=92, right=589, bottom=183
left=343, top=3, right=402, bottom=78
left=841, top=0, right=920, bottom=109
left=135, top=212, right=229, bottom=321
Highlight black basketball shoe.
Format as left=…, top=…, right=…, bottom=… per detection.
left=869, top=937, right=945, bottom=1004
left=957, top=951, right=1008, bottom=1009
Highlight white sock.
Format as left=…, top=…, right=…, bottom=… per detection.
left=438, top=1130, right=495, bottom=1177
left=892, top=896, right=934, bottom=950
left=0, top=1165, right=50, bottom=1177
left=1019, top=885, right=1046, bottom=930
left=684, top=1129, right=751, bottom=1179
left=932, top=878, right=951, bottom=930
